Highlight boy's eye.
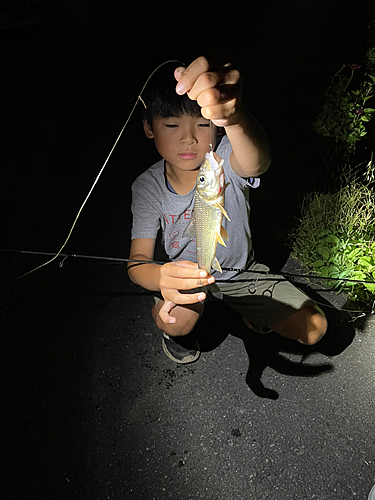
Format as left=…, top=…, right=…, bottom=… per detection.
left=198, top=123, right=210, bottom=128
left=166, top=124, right=178, bottom=128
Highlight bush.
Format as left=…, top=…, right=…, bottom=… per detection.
left=291, top=180, right=375, bottom=303
left=291, top=21, right=375, bottom=306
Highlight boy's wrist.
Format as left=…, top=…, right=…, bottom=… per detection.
left=127, top=261, right=162, bottom=292
left=220, top=107, right=248, bottom=134
left=214, top=104, right=245, bottom=130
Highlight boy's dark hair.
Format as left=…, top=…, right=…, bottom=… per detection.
left=141, top=62, right=202, bottom=127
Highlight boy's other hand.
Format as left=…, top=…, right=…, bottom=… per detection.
left=158, top=260, right=214, bottom=324
left=174, top=56, right=242, bottom=127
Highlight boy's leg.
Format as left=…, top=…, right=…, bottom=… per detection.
left=217, top=263, right=328, bottom=346
left=152, top=296, right=204, bottom=364
left=270, top=304, right=327, bottom=345
left=152, top=298, right=204, bottom=337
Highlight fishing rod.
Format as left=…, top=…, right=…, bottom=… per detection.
left=2, top=247, right=375, bottom=286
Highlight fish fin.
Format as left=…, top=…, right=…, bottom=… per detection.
left=182, top=219, right=195, bottom=239
left=216, top=231, right=226, bottom=247
left=215, top=203, right=231, bottom=221
left=212, top=257, right=222, bottom=273
left=220, top=225, right=229, bottom=242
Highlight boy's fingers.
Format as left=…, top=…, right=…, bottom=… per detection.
left=164, top=291, right=206, bottom=306
left=174, top=66, right=185, bottom=82
left=175, top=56, right=210, bottom=95
left=165, top=261, right=209, bottom=279
left=188, top=69, right=241, bottom=102
left=196, top=86, right=239, bottom=109
left=159, top=300, right=177, bottom=324
left=172, top=260, right=200, bottom=269
left=200, top=99, right=239, bottom=123
left=159, top=293, right=205, bottom=324
left=161, top=276, right=214, bottom=292
left=186, top=72, right=220, bottom=100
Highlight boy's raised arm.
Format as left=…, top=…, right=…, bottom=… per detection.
left=174, top=56, right=271, bottom=178
left=224, top=104, right=271, bottom=178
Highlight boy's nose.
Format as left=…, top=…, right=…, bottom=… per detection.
left=181, top=130, right=197, bottom=144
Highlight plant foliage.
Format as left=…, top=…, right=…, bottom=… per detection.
left=291, top=20, right=375, bottom=306
left=291, top=181, right=375, bottom=303
left=312, top=57, right=375, bottom=153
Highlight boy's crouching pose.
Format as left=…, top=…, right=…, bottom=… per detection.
left=128, top=56, right=327, bottom=364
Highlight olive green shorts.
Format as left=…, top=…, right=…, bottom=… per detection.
left=155, top=261, right=317, bottom=334
left=202, top=261, right=316, bottom=333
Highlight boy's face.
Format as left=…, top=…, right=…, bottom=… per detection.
left=143, top=114, right=218, bottom=173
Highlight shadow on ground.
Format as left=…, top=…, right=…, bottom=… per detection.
left=195, top=285, right=356, bottom=400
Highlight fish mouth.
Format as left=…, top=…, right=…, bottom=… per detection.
left=178, top=153, right=198, bottom=160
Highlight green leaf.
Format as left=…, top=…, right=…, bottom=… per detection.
left=363, top=108, right=375, bottom=112
left=312, top=260, right=325, bottom=268
left=357, top=258, right=374, bottom=271
left=317, top=246, right=331, bottom=260
left=358, top=255, right=374, bottom=264
left=328, top=255, right=340, bottom=265
left=319, top=266, right=330, bottom=278
left=352, top=271, right=366, bottom=281
left=361, top=116, right=370, bottom=122
left=317, top=229, right=332, bottom=237
left=347, top=248, right=362, bottom=259
left=339, top=270, right=351, bottom=279
left=324, top=234, right=340, bottom=244
left=329, top=266, right=341, bottom=278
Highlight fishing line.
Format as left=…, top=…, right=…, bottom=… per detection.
left=19, top=59, right=184, bottom=279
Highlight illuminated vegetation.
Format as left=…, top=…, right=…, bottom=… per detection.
left=292, top=21, right=375, bottom=305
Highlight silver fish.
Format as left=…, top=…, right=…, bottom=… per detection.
left=183, top=150, right=230, bottom=273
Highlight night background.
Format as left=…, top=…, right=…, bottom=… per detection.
left=1, top=1, right=375, bottom=499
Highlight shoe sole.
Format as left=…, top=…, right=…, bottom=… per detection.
left=162, top=338, right=200, bottom=364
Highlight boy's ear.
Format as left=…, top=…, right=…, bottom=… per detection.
left=143, top=119, right=154, bottom=139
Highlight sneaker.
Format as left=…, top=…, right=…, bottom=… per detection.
left=162, top=332, right=200, bottom=364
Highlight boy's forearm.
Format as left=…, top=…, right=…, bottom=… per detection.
left=127, top=259, right=161, bottom=292
left=225, top=104, right=271, bottom=178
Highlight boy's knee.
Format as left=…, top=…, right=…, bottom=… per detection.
left=301, top=307, right=328, bottom=345
left=303, top=328, right=326, bottom=345
left=272, top=304, right=327, bottom=345
left=163, top=323, right=195, bottom=337
left=158, top=315, right=199, bottom=337
left=152, top=300, right=203, bottom=337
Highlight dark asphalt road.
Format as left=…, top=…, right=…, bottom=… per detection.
left=1, top=2, right=375, bottom=499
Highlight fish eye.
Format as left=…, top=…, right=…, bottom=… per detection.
left=199, top=176, right=205, bottom=183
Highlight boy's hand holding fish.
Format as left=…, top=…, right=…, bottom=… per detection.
left=158, top=261, right=215, bottom=324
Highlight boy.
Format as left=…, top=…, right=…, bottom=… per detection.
left=128, top=56, right=327, bottom=364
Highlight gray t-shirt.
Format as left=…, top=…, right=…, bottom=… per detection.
left=131, top=135, right=260, bottom=281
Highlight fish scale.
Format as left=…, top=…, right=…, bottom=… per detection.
left=183, top=150, right=230, bottom=273
left=194, top=189, right=226, bottom=272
